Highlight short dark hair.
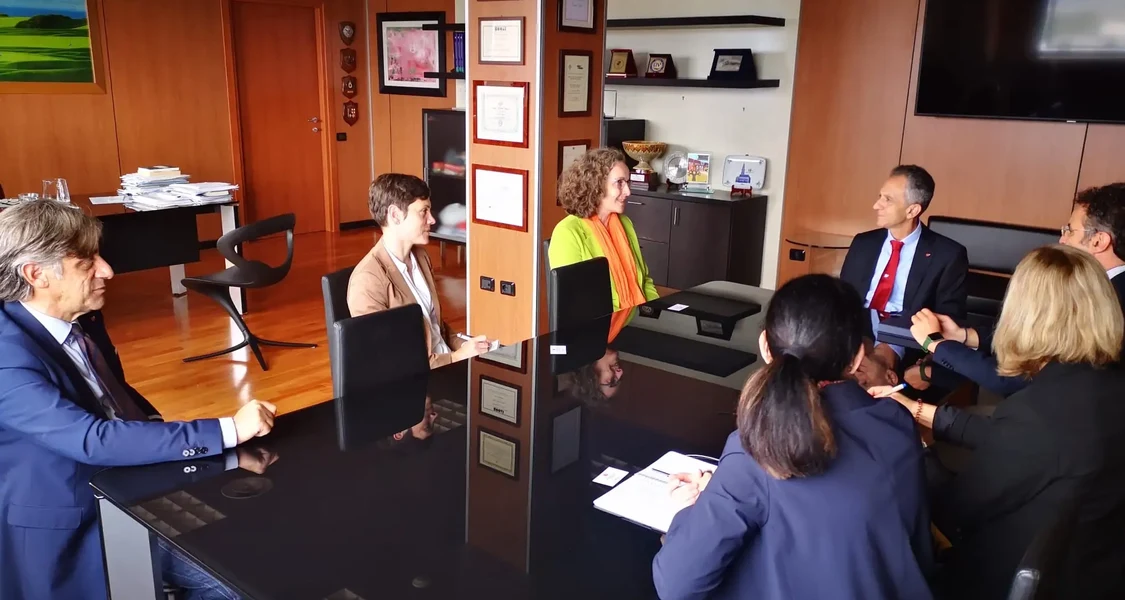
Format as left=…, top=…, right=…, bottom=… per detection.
left=737, top=275, right=866, bottom=480
left=368, top=173, right=430, bottom=227
left=889, top=164, right=935, bottom=214
left=1075, top=183, right=1125, bottom=261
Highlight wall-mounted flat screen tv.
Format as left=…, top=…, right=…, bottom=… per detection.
left=916, top=0, right=1125, bottom=123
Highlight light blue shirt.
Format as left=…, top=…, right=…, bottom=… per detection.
left=865, top=225, right=922, bottom=358
left=20, top=303, right=238, bottom=450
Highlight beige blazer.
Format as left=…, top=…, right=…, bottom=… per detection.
left=346, top=238, right=463, bottom=369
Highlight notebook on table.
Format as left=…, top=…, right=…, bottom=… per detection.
left=593, top=451, right=717, bottom=534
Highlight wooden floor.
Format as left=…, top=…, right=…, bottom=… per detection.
left=101, top=229, right=467, bottom=421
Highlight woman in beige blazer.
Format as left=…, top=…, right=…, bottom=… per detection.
left=347, top=174, right=490, bottom=369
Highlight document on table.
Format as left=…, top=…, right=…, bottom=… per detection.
left=89, top=196, right=127, bottom=205
left=592, top=451, right=717, bottom=533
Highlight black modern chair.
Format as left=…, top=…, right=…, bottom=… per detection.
left=331, top=303, right=429, bottom=398
left=1007, top=503, right=1079, bottom=600
left=321, top=266, right=356, bottom=385
left=182, top=213, right=316, bottom=371
left=548, top=257, right=613, bottom=332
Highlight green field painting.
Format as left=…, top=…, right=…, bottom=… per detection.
left=0, top=1, right=94, bottom=83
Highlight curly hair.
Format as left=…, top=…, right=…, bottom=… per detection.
left=557, top=147, right=626, bottom=218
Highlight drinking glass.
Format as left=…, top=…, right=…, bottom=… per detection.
left=41, top=180, right=57, bottom=201
left=55, top=178, right=70, bottom=202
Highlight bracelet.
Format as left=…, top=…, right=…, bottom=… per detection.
left=962, top=329, right=969, bottom=344
left=914, top=400, right=925, bottom=423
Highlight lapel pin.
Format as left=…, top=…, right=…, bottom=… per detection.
left=925, top=252, right=931, bottom=258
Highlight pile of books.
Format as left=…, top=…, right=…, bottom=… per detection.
left=119, top=165, right=189, bottom=196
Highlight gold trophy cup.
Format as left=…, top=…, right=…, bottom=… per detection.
left=621, top=141, right=667, bottom=192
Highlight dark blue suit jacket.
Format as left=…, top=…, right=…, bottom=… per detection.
left=840, top=225, right=969, bottom=340
left=0, top=302, right=224, bottom=600
left=653, top=382, right=934, bottom=600
left=932, top=270, right=1125, bottom=397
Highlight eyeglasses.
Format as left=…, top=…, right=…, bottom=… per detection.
left=611, top=177, right=629, bottom=189
left=1060, top=224, right=1097, bottom=237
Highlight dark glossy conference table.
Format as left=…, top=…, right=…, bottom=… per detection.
left=92, top=282, right=773, bottom=599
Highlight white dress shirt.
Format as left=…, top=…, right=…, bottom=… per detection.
left=387, top=249, right=452, bottom=355
left=1107, top=265, right=1125, bottom=281
left=20, top=303, right=238, bottom=450
left=865, top=224, right=923, bottom=358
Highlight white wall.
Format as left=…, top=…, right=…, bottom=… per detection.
left=605, top=0, right=800, bottom=289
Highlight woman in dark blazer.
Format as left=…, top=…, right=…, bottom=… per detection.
left=653, top=275, right=934, bottom=600
left=874, top=245, right=1125, bottom=599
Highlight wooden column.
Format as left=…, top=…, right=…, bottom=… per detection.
left=466, top=0, right=605, bottom=342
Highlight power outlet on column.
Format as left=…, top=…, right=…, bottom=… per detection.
left=500, top=281, right=516, bottom=296
left=480, top=276, right=495, bottom=292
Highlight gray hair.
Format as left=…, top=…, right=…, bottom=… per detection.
left=889, top=164, right=936, bottom=214
left=0, top=200, right=102, bottom=302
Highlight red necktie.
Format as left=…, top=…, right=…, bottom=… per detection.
left=869, top=239, right=905, bottom=318
left=70, top=324, right=149, bottom=421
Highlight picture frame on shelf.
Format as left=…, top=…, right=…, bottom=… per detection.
left=606, top=48, right=637, bottom=78
left=684, top=151, right=713, bottom=193
left=559, top=50, right=592, bottom=116
left=645, top=53, right=677, bottom=79
left=376, top=11, right=446, bottom=97
left=478, top=428, right=520, bottom=480
left=707, top=48, right=758, bottom=82
left=558, top=0, right=596, bottom=34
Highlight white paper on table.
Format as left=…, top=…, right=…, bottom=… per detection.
left=667, top=304, right=690, bottom=312
left=89, top=196, right=127, bottom=205
left=592, top=452, right=717, bottom=533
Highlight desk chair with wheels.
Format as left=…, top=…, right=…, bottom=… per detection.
left=548, top=257, right=613, bottom=331
left=331, top=303, right=429, bottom=397
left=182, top=213, right=316, bottom=371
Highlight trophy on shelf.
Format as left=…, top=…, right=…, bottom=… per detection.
left=621, top=141, right=667, bottom=192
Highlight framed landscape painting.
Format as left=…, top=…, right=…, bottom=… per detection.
left=0, top=0, right=106, bottom=93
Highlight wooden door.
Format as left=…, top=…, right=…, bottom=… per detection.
left=667, top=201, right=731, bottom=290
left=232, top=1, right=326, bottom=233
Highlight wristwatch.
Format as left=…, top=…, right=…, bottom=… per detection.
left=922, top=333, right=944, bottom=353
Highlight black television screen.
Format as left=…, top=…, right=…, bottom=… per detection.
left=916, top=0, right=1125, bottom=123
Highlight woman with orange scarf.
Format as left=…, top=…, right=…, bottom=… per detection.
left=548, top=148, right=660, bottom=336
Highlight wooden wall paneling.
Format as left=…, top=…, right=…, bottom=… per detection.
left=104, top=0, right=235, bottom=241
left=1077, top=125, right=1125, bottom=191
left=535, top=0, right=605, bottom=334
left=899, top=0, right=1086, bottom=229
left=467, top=0, right=541, bottom=344
left=775, top=0, right=922, bottom=286
left=328, top=0, right=375, bottom=224
left=221, top=0, right=249, bottom=229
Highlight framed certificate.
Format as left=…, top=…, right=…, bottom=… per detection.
left=472, top=164, right=528, bottom=232
left=559, top=50, right=592, bottom=117
left=558, top=139, right=589, bottom=175
left=479, top=376, right=521, bottom=425
left=479, top=428, right=520, bottom=480
left=558, top=0, right=596, bottom=34
left=472, top=80, right=529, bottom=148
left=480, top=340, right=526, bottom=373
left=479, top=17, right=524, bottom=65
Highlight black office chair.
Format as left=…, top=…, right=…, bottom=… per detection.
left=182, top=213, right=316, bottom=371
left=321, top=266, right=356, bottom=386
left=1007, top=503, right=1079, bottom=600
left=332, top=303, right=429, bottom=398
left=548, top=257, right=613, bottom=332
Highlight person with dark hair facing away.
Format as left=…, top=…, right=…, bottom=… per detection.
left=348, top=173, right=492, bottom=368
left=652, top=274, right=933, bottom=600
left=909, top=182, right=1125, bottom=397
left=840, top=165, right=968, bottom=373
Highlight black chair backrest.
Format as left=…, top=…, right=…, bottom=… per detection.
left=1007, top=502, right=1079, bottom=600
left=216, top=213, right=297, bottom=277
left=928, top=216, right=1057, bottom=275
left=322, top=266, right=356, bottom=385
left=0, top=182, right=5, bottom=199
left=331, top=304, right=429, bottom=398
left=549, top=257, right=613, bottom=332
left=543, top=238, right=551, bottom=271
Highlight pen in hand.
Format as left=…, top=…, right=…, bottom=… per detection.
left=874, top=383, right=907, bottom=398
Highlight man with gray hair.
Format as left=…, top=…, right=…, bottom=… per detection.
left=0, top=200, right=276, bottom=599
left=839, top=164, right=969, bottom=371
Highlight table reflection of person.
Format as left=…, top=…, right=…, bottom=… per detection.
left=379, top=396, right=438, bottom=450
left=570, top=348, right=624, bottom=406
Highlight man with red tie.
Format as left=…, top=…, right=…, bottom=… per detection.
left=840, top=165, right=968, bottom=370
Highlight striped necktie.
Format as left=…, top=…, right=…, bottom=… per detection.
left=70, top=324, right=148, bottom=421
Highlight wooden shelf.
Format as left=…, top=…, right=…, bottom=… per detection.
left=424, top=71, right=466, bottom=80
left=606, top=15, right=785, bottom=29
left=421, top=23, right=465, bottom=32
left=604, top=77, right=780, bottom=89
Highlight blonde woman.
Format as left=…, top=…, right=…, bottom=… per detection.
left=871, top=245, right=1125, bottom=600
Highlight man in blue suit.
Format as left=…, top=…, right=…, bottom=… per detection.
left=0, top=200, right=277, bottom=599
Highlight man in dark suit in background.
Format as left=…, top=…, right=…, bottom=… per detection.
left=0, top=200, right=277, bottom=600
left=840, top=165, right=969, bottom=371
left=916, top=182, right=1125, bottom=396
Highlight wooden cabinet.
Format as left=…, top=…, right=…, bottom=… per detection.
left=625, top=189, right=767, bottom=290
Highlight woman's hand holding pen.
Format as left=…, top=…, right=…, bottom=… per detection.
left=667, top=470, right=713, bottom=508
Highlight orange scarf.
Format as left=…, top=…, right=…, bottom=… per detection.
left=586, top=214, right=646, bottom=341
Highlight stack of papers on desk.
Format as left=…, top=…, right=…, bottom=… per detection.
left=168, top=182, right=239, bottom=201
left=593, top=451, right=717, bottom=533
